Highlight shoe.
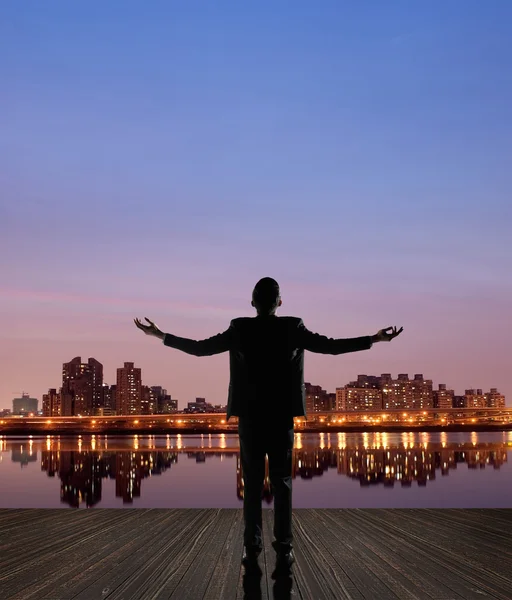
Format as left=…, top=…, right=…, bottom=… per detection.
left=242, top=545, right=262, bottom=565
left=272, top=548, right=295, bottom=578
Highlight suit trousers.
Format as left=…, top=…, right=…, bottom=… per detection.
left=237, top=415, right=294, bottom=552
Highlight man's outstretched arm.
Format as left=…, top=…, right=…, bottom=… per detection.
left=298, top=320, right=403, bottom=355
left=134, top=317, right=234, bottom=356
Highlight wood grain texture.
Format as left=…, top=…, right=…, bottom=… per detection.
left=0, top=509, right=510, bottom=600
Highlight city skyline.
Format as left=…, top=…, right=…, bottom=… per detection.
left=2, top=2, right=511, bottom=409
left=5, top=353, right=507, bottom=415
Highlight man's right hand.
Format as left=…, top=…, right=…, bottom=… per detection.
left=134, top=317, right=165, bottom=340
left=372, top=326, right=403, bottom=343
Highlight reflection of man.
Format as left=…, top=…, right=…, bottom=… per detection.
left=135, top=277, right=403, bottom=575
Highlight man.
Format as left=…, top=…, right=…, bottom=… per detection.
left=134, top=277, right=403, bottom=576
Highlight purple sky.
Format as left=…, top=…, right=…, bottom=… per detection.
left=1, top=1, right=511, bottom=409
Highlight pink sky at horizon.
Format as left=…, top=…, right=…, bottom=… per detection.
left=1, top=279, right=509, bottom=410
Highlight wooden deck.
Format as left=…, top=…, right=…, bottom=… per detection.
left=0, top=509, right=511, bottom=600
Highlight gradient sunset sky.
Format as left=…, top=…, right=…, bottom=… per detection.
left=1, top=1, right=511, bottom=410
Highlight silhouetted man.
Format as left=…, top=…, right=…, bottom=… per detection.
left=134, top=277, right=403, bottom=576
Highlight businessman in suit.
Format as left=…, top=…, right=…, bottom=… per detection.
left=134, top=277, right=403, bottom=575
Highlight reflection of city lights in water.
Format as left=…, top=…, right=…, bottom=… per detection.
left=166, top=434, right=170, bottom=450
left=441, top=431, right=447, bottom=448
left=295, top=433, right=302, bottom=450
left=177, top=435, right=183, bottom=450
left=319, top=432, right=325, bottom=449
left=208, top=434, right=212, bottom=449
left=337, top=432, right=346, bottom=449
left=91, top=437, right=96, bottom=451
left=78, top=438, right=82, bottom=452
left=133, top=435, right=139, bottom=450
left=220, top=434, right=226, bottom=449
left=327, top=433, right=331, bottom=449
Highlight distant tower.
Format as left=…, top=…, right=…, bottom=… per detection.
left=116, top=362, right=142, bottom=415
left=61, top=357, right=103, bottom=416
left=12, top=392, right=38, bottom=415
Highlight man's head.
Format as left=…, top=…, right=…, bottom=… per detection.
left=251, top=277, right=282, bottom=315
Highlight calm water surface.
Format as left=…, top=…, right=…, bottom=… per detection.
left=1, top=431, right=511, bottom=508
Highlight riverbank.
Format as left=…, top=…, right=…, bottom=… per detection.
left=1, top=423, right=512, bottom=437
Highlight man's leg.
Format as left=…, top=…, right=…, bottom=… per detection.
left=238, top=418, right=266, bottom=551
left=267, top=422, right=294, bottom=553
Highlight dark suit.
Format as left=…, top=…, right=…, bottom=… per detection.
left=162, top=315, right=373, bottom=550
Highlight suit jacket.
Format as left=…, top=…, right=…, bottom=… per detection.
left=162, top=315, right=373, bottom=421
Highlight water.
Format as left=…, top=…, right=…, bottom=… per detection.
left=1, top=431, right=511, bottom=508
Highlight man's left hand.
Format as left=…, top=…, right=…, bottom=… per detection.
left=134, top=317, right=165, bottom=340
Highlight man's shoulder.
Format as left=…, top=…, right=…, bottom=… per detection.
left=231, top=316, right=302, bottom=325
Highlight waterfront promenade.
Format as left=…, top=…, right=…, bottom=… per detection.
left=0, top=508, right=511, bottom=599
left=1, top=407, right=512, bottom=436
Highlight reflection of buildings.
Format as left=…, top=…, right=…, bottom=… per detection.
left=296, top=444, right=508, bottom=487
left=14, top=439, right=508, bottom=505
left=11, top=445, right=38, bottom=467
left=236, top=455, right=273, bottom=504
left=40, top=450, right=178, bottom=506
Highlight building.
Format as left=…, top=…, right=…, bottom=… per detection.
left=100, top=384, right=116, bottom=416
left=433, top=384, right=455, bottom=409
left=61, top=357, right=103, bottom=416
left=411, top=374, right=433, bottom=409
left=453, top=395, right=466, bottom=408
left=159, top=394, right=178, bottom=413
left=12, top=393, right=38, bottom=415
left=464, top=388, right=486, bottom=409
left=141, top=385, right=160, bottom=415
left=186, top=397, right=211, bottom=413
left=336, top=387, right=382, bottom=411
left=116, top=362, right=142, bottom=415
left=42, top=388, right=61, bottom=416
left=305, top=383, right=330, bottom=413
left=486, top=388, right=505, bottom=408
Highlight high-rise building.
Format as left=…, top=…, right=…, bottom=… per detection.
left=61, top=357, right=103, bottom=416
left=453, top=395, right=466, bottom=408
left=411, top=374, right=433, bottom=409
left=336, top=386, right=382, bottom=411
left=433, top=384, right=454, bottom=409
left=159, top=395, right=178, bottom=413
left=305, top=382, right=328, bottom=413
left=116, top=362, right=142, bottom=415
left=100, top=384, right=116, bottom=415
left=464, top=388, right=486, bottom=409
left=42, top=388, right=61, bottom=416
left=141, top=385, right=160, bottom=414
left=486, top=388, right=505, bottom=408
left=12, top=393, right=38, bottom=415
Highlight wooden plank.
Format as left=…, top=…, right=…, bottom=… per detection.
left=203, top=508, right=245, bottom=600
left=73, top=509, right=215, bottom=600
left=298, top=509, right=423, bottom=600
left=0, top=509, right=511, bottom=600
left=345, top=509, right=511, bottom=600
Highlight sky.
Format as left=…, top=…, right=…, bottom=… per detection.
left=1, top=1, right=511, bottom=410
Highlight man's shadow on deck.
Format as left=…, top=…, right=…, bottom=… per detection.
left=243, top=561, right=294, bottom=600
